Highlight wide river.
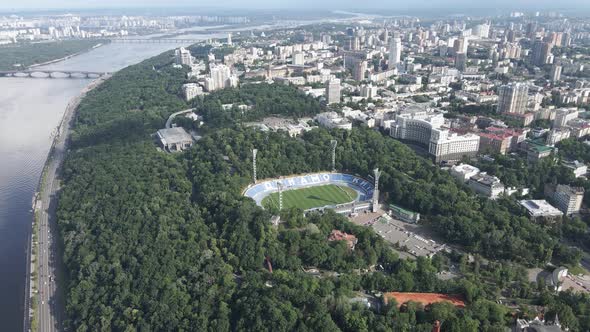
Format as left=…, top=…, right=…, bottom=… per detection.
left=0, top=27, right=232, bottom=331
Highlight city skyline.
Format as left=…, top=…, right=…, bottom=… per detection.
left=2, top=0, right=590, bottom=11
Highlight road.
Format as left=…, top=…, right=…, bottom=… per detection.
left=31, top=76, right=108, bottom=332
left=165, top=108, right=195, bottom=128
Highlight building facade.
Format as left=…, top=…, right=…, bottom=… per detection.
left=553, top=184, right=584, bottom=215
left=497, top=83, right=529, bottom=114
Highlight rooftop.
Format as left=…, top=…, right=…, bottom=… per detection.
left=519, top=200, right=563, bottom=218
left=156, top=127, right=193, bottom=145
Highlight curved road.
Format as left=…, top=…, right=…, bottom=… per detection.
left=165, top=108, right=195, bottom=128
left=33, top=77, right=108, bottom=332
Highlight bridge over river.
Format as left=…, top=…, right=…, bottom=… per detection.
left=0, top=70, right=111, bottom=79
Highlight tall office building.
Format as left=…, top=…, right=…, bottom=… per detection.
left=497, top=83, right=529, bottom=114
left=325, top=79, right=341, bottom=104
left=531, top=39, right=553, bottom=66
left=175, top=47, right=192, bottom=66
left=389, top=36, right=402, bottom=67
left=227, top=33, right=232, bottom=45
left=383, top=28, right=389, bottom=44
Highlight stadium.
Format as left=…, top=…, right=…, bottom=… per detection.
left=243, top=172, right=377, bottom=214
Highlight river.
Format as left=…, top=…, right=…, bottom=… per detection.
left=0, top=33, right=216, bottom=332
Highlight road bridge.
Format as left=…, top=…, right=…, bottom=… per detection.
left=109, top=38, right=203, bottom=44
left=0, top=70, right=111, bottom=79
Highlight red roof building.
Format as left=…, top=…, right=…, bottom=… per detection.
left=328, top=230, right=358, bottom=250
left=478, top=126, right=526, bottom=155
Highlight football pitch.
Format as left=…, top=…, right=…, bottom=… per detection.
left=262, top=184, right=359, bottom=210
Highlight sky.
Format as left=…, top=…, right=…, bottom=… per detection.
left=1, top=0, right=589, bottom=11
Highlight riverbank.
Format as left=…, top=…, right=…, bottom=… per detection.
left=0, top=40, right=108, bottom=71
left=26, top=75, right=110, bottom=332
left=28, top=42, right=106, bottom=69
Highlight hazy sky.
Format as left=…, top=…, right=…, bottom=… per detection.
left=1, top=0, right=589, bottom=11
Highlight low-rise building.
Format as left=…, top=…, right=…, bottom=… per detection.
left=328, top=230, right=358, bottom=250
left=315, top=112, right=352, bottom=130
left=520, top=199, right=563, bottom=220
left=562, top=160, right=587, bottom=178
left=389, top=204, right=420, bottom=223
left=156, top=127, right=194, bottom=152
left=467, top=172, right=504, bottom=199
left=450, top=163, right=480, bottom=182
left=546, top=128, right=571, bottom=146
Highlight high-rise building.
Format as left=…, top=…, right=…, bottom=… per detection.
left=526, top=22, right=538, bottom=38
left=531, top=39, right=553, bottom=66
left=389, top=36, right=402, bottom=68
left=325, top=79, right=341, bottom=104
left=474, top=24, right=490, bottom=38
left=182, top=83, right=204, bottom=101
left=293, top=52, right=305, bottom=66
left=553, top=184, right=584, bottom=215
left=175, top=47, right=192, bottom=66
left=551, top=64, right=562, bottom=82
left=453, top=37, right=468, bottom=54
left=506, top=29, right=516, bottom=42
left=360, top=84, right=378, bottom=99
left=353, top=60, right=367, bottom=81
left=352, top=36, right=361, bottom=50
left=383, top=28, right=389, bottom=44
left=455, top=52, right=467, bottom=71
left=204, top=64, right=238, bottom=91
left=497, top=83, right=529, bottom=114
left=227, top=33, right=232, bottom=45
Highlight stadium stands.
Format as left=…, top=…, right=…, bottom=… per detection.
left=243, top=172, right=374, bottom=207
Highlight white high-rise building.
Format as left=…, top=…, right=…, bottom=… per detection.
left=227, top=33, right=232, bottom=45
left=293, top=52, right=305, bottom=66
left=389, top=36, right=402, bottom=67
left=360, top=84, right=378, bottom=99
left=497, top=83, right=529, bottom=114
left=204, top=64, right=238, bottom=91
left=325, top=79, right=341, bottom=104
left=182, top=83, right=204, bottom=101
left=175, top=47, right=192, bottom=66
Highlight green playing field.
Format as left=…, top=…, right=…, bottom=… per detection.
left=262, top=184, right=359, bottom=210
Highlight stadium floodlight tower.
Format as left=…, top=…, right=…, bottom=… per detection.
left=330, top=140, right=337, bottom=172
left=276, top=181, right=284, bottom=211
left=252, top=149, right=258, bottom=184
left=372, top=168, right=381, bottom=212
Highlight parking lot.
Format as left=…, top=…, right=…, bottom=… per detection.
left=350, top=212, right=448, bottom=259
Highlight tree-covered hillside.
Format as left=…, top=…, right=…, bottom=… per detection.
left=55, top=48, right=590, bottom=331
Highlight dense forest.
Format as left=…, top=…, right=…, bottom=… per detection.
left=55, top=48, right=590, bottom=331
left=0, top=40, right=107, bottom=70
